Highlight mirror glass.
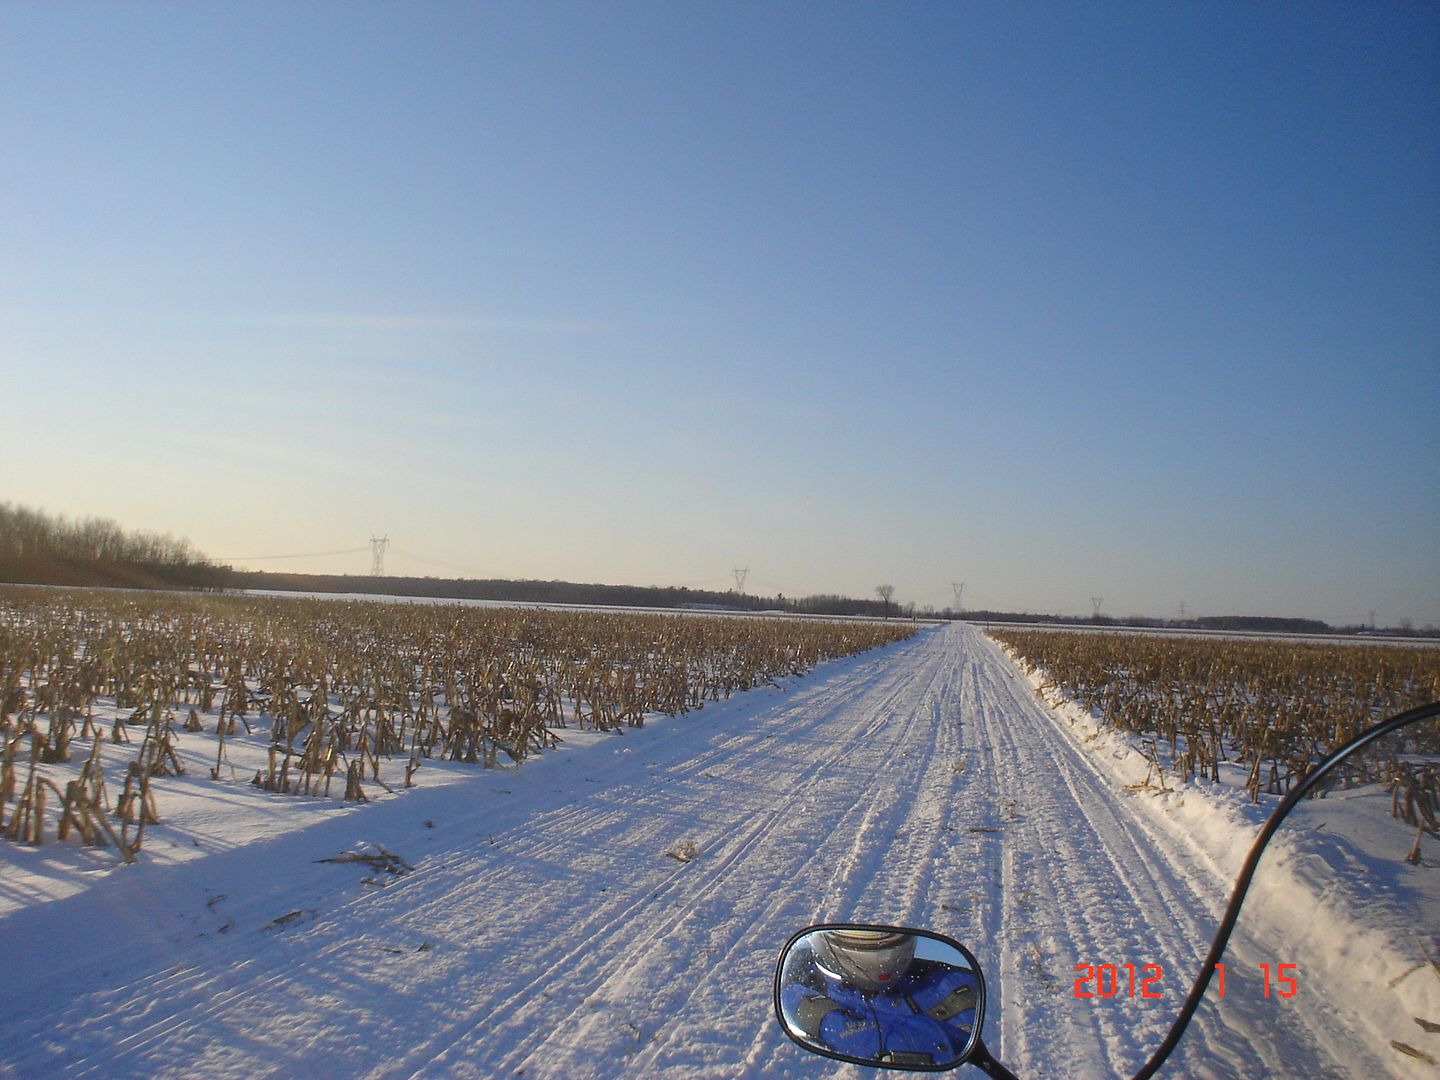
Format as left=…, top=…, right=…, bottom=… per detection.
left=775, top=924, right=985, bottom=1071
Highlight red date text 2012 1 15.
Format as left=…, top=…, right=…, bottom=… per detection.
left=1073, top=963, right=1299, bottom=1000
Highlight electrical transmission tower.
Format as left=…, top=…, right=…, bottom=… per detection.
left=1091, top=596, right=1104, bottom=618
left=733, top=567, right=749, bottom=594
left=952, top=582, right=965, bottom=612
left=370, top=535, right=390, bottom=576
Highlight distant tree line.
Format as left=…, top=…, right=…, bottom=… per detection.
left=0, top=503, right=900, bottom=615
left=230, top=571, right=896, bottom=619
left=4, top=503, right=1431, bottom=635
left=0, top=503, right=228, bottom=590
left=1190, top=614, right=1332, bottom=635
left=958, top=608, right=1436, bottom=638
left=955, top=610, right=1332, bottom=634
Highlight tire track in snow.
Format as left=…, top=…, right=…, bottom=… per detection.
left=965, top=637, right=1199, bottom=1075
left=629, top=624, right=973, bottom=1079
left=964, top=628, right=1392, bottom=1079
left=421, top=631, right=961, bottom=1078
left=408, top=714, right=909, bottom=1075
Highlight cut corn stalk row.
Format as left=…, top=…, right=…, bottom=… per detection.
left=0, top=586, right=915, bottom=859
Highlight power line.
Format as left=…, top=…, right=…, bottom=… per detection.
left=215, top=546, right=370, bottom=562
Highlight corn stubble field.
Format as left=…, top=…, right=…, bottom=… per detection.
left=992, top=628, right=1440, bottom=857
left=0, top=586, right=914, bottom=861
left=4, top=584, right=1438, bottom=873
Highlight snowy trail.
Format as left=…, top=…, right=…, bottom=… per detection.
left=952, top=633, right=1384, bottom=1079
left=0, top=624, right=1391, bottom=1078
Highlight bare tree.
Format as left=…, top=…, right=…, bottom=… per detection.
left=876, top=585, right=895, bottom=618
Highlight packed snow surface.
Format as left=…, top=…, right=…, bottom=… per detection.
left=2, top=623, right=1435, bottom=1077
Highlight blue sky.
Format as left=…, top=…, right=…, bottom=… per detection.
left=3, top=1, right=1437, bottom=624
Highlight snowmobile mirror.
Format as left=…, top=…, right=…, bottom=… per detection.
left=775, top=923, right=987, bottom=1071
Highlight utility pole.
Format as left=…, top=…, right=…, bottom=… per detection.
left=370, top=535, right=389, bottom=576
left=952, top=582, right=965, bottom=612
left=733, top=567, right=749, bottom=594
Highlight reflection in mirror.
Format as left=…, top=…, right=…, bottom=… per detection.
left=775, top=924, right=985, bottom=1071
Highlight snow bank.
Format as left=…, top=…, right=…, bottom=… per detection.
left=997, top=641, right=1440, bottom=1074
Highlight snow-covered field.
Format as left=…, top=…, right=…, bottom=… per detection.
left=1, top=623, right=1435, bottom=1078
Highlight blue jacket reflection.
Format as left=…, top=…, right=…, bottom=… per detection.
left=782, top=948, right=979, bottom=1067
